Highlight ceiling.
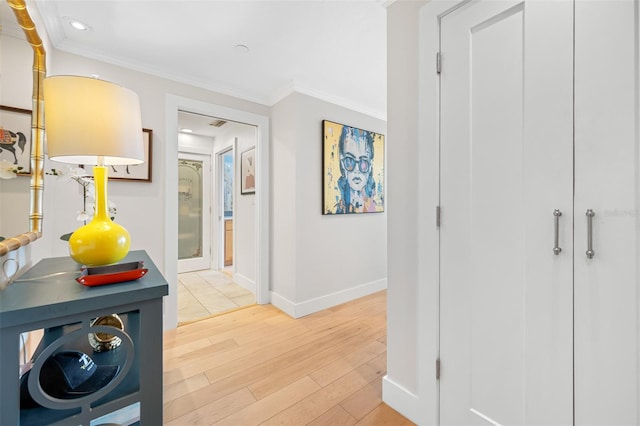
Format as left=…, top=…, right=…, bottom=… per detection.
left=2, top=0, right=388, bottom=137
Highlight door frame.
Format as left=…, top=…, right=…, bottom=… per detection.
left=216, top=144, right=235, bottom=272
left=177, top=151, right=212, bottom=273
left=164, top=95, right=270, bottom=330
left=413, top=1, right=472, bottom=423
left=384, top=2, right=478, bottom=422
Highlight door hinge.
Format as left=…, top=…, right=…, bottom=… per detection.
left=436, top=206, right=441, bottom=227
left=436, top=51, right=442, bottom=74
left=436, top=358, right=441, bottom=380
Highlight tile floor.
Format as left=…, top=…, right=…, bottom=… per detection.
left=177, top=269, right=255, bottom=325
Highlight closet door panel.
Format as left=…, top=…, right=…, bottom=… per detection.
left=574, top=0, right=640, bottom=423
left=439, top=1, right=573, bottom=423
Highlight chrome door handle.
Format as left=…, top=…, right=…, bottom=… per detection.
left=586, top=209, right=595, bottom=259
left=553, top=209, right=562, bottom=255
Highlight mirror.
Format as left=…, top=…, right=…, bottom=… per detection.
left=0, top=0, right=45, bottom=257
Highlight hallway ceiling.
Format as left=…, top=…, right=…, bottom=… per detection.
left=6, top=0, right=388, bottom=126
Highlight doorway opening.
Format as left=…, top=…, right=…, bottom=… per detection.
left=165, top=95, right=270, bottom=330
left=175, top=110, right=260, bottom=325
left=220, top=147, right=234, bottom=272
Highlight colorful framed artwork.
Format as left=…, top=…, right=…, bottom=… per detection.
left=241, top=147, right=256, bottom=194
left=322, top=120, right=385, bottom=215
left=83, top=129, right=152, bottom=182
left=0, top=105, right=32, bottom=175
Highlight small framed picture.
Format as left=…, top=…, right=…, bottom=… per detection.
left=0, top=105, right=32, bottom=175
left=240, top=147, right=256, bottom=194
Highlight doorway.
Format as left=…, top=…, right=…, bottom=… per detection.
left=165, top=95, right=270, bottom=330
left=219, top=147, right=234, bottom=270
left=175, top=110, right=262, bottom=325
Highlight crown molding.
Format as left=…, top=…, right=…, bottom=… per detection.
left=33, top=0, right=64, bottom=46
left=270, top=82, right=386, bottom=121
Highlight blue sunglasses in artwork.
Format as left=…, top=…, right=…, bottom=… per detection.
left=342, top=155, right=371, bottom=173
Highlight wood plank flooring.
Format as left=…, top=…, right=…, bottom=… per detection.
left=163, top=290, right=414, bottom=425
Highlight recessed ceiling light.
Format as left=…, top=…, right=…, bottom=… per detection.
left=235, top=44, right=250, bottom=54
left=181, top=128, right=193, bottom=133
left=63, top=17, right=92, bottom=32
left=71, top=21, right=90, bottom=31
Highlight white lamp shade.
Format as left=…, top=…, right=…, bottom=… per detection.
left=44, top=75, right=145, bottom=166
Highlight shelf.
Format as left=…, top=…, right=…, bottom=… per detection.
left=20, top=311, right=142, bottom=425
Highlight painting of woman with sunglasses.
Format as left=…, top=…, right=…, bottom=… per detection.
left=323, top=121, right=384, bottom=214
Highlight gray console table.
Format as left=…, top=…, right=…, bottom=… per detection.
left=0, top=250, right=168, bottom=425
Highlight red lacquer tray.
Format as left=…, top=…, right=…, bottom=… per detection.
left=76, top=261, right=148, bottom=286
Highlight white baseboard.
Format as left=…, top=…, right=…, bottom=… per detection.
left=233, top=272, right=255, bottom=294
left=382, top=375, right=423, bottom=425
left=269, top=292, right=297, bottom=317
left=270, top=278, right=387, bottom=318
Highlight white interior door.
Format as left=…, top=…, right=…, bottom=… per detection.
left=439, top=1, right=574, bottom=424
left=574, top=1, right=640, bottom=423
left=177, top=152, right=211, bottom=273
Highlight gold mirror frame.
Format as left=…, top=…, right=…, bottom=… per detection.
left=0, top=0, right=45, bottom=256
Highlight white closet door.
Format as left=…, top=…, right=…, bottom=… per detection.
left=439, top=1, right=574, bottom=424
left=574, top=1, right=640, bottom=423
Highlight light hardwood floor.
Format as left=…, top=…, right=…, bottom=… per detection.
left=163, top=290, right=414, bottom=425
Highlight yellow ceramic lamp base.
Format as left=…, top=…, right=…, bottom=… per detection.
left=69, top=220, right=130, bottom=266
left=68, top=166, right=130, bottom=266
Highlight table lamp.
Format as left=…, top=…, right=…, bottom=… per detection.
left=44, top=75, right=144, bottom=266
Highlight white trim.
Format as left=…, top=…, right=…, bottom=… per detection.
left=270, top=279, right=387, bottom=319
left=269, top=292, right=297, bottom=318
left=382, top=376, right=423, bottom=425
left=32, top=0, right=64, bottom=46
left=38, top=20, right=386, bottom=122
left=178, top=145, right=214, bottom=156
left=52, top=39, right=271, bottom=106
left=269, top=82, right=297, bottom=108
left=233, top=272, right=255, bottom=294
left=269, top=81, right=386, bottom=121
left=416, top=1, right=462, bottom=424
left=215, top=145, right=234, bottom=271
left=165, top=94, right=270, bottom=330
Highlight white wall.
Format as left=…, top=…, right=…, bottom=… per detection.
left=178, top=133, right=215, bottom=156
left=270, top=94, right=298, bottom=303
left=270, top=92, right=387, bottom=317
left=383, top=0, right=432, bottom=424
